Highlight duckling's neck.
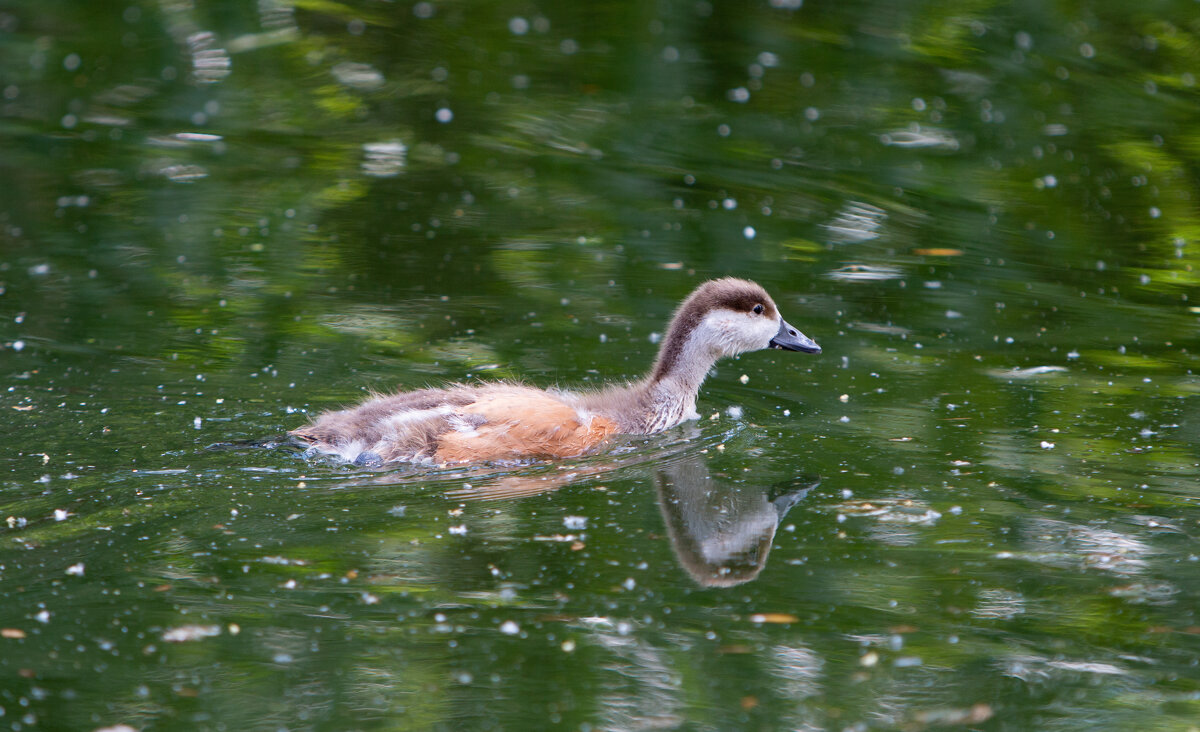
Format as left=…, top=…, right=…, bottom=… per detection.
left=586, top=330, right=720, bottom=434
left=639, top=371, right=707, bottom=432
left=647, top=330, right=724, bottom=427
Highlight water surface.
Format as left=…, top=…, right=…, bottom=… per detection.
left=2, top=1, right=1200, bottom=729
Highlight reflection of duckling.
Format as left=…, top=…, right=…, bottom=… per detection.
left=656, top=457, right=818, bottom=587
left=292, top=278, right=819, bottom=465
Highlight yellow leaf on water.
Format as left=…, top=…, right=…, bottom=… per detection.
left=748, top=613, right=798, bottom=624
left=912, top=248, right=963, bottom=256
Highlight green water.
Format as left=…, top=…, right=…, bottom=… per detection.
left=2, top=0, right=1200, bottom=729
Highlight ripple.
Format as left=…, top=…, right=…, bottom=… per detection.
left=822, top=201, right=886, bottom=243
left=188, top=32, right=232, bottom=83
left=830, top=498, right=942, bottom=525
left=825, top=263, right=903, bottom=282
left=987, top=365, right=1069, bottom=379
left=879, top=127, right=960, bottom=150
left=333, top=62, right=385, bottom=90
left=362, top=140, right=407, bottom=177
left=158, top=164, right=209, bottom=183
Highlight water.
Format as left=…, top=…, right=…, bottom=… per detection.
left=2, top=1, right=1200, bottom=729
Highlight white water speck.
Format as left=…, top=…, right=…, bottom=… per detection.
left=162, top=624, right=221, bottom=642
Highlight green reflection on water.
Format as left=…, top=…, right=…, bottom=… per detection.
left=2, top=0, right=1200, bottom=729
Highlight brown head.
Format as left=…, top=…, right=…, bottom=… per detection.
left=650, top=278, right=820, bottom=383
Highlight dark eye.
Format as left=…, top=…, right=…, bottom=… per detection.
left=752, top=304, right=764, bottom=315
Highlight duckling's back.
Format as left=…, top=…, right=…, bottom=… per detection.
left=291, top=383, right=618, bottom=465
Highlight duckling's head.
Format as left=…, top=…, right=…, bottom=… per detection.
left=651, top=278, right=820, bottom=383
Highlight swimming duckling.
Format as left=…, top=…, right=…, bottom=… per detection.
left=291, top=277, right=820, bottom=465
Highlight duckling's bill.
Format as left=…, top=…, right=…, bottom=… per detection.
left=769, top=318, right=821, bottom=353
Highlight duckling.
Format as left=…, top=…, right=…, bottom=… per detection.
left=291, top=277, right=820, bottom=465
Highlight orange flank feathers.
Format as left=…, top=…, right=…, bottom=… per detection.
left=434, top=391, right=619, bottom=463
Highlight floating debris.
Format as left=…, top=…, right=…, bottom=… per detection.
left=912, top=248, right=962, bottom=256
left=749, top=613, right=798, bottom=624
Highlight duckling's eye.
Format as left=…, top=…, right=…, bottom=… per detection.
left=752, top=304, right=764, bottom=315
